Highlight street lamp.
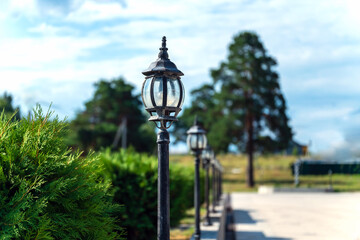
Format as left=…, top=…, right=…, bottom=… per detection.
left=219, top=162, right=223, bottom=198
left=215, top=159, right=223, bottom=202
left=202, top=144, right=213, bottom=226
left=187, top=119, right=207, bottom=240
left=141, top=36, right=185, bottom=240
left=211, top=157, right=217, bottom=213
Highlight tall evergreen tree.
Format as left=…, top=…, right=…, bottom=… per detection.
left=174, top=31, right=292, bottom=187
left=0, top=92, right=21, bottom=120
left=68, top=77, right=156, bottom=153
left=211, top=31, right=292, bottom=187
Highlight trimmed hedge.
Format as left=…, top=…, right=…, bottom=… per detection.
left=0, top=109, right=123, bottom=239
left=99, top=148, right=204, bottom=240
left=291, top=160, right=360, bottom=175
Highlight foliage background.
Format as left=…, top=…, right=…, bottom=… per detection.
left=99, top=149, right=204, bottom=240
left=0, top=108, right=123, bottom=240
left=67, top=77, right=156, bottom=154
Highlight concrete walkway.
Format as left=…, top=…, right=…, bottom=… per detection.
left=232, top=192, right=360, bottom=240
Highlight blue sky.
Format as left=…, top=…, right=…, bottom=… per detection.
left=1, top=0, right=360, bottom=155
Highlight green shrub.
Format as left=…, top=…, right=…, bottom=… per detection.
left=0, top=108, right=123, bottom=240
left=99, top=148, right=204, bottom=240
left=169, top=163, right=200, bottom=225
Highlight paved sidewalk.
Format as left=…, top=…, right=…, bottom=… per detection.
left=232, top=192, right=360, bottom=240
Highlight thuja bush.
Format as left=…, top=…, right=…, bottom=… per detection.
left=0, top=108, right=124, bottom=240
left=98, top=149, right=204, bottom=240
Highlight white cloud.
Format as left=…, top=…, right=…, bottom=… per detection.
left=311, top=129, right=344, bottom=153
left=28, top=23, right=76, bottom=35
left=65, top=0, right=203, bottom=23
left=6, top=0, right=38, bottom=18
left=297, top=107, right=353, bottom=123
left=287, top=104, right=357, bottom=152
left=0, top=36, right=110, bottom=69
left=318, top=110, right=360, bottom=160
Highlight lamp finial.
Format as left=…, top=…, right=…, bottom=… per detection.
left=194, top=115, right=198, bottom=126
left=158, top=36, right=169, bottom=60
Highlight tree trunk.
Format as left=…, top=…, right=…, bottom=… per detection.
left=246, top=111, right=255, bottom=187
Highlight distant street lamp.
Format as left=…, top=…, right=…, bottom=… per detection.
left=215, top=159, right=223, bottom=202
left=211, top=157, right=218, bottom=213
left=187, top=119, right=207, bottom=240
left=219, top=163, right=223, bottom=198
left=202, top=144, right=213, bottom=226
left=141, top=36, right=185, bottom=240
left=210, top=157, right=223, bottom=208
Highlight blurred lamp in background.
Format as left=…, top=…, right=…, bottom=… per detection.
left=202, top=144, right=213, bottom=226
left=211, top=156, right=218, bottom=213
left=186, top=118, right=207, bottom=152
left=212, top=158, right=223, bottom=206
left=141, top=36, right=184, bottom=240
left=187, top=119, right=207, bottom=240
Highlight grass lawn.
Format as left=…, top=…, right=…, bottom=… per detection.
left=170, top=206, right=206, bottom=240
left=169, top=153, right=360, bottom=239
left=170, top=153, right=360, bottom=192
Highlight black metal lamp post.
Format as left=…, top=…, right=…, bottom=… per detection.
left=215, top=160, right=220, bottom=204
left=219, top=163, right=223, bottom=198
left=211, top=158, right=223, bottom=207
left=211, top=157, right=217, bottom=213
left=186, top=119, right=207, bottom=240
left=215, top=160, right=223, bottom=202
left=141, top=36, right=185, bottom=240
left=202, top=145, right=213, bottom=226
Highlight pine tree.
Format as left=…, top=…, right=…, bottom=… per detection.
left=211, top=31, right=293, bottom=187
left=0, top=92, right=21, bottom=120
left=0, top=107, right=124, bottom=239
left=68, top=77, right=156, bottom=153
